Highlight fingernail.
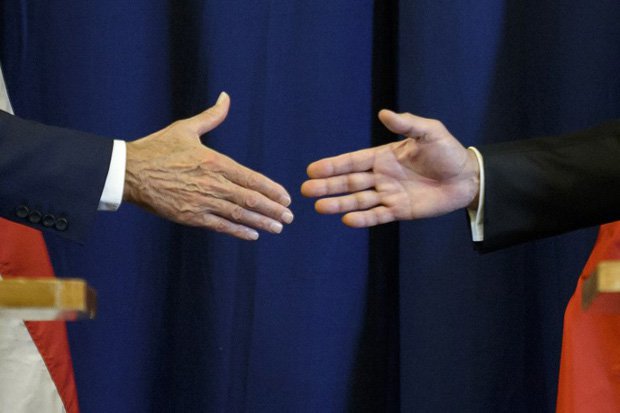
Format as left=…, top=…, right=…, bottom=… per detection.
left=247, top=230, right=259, bottom=240
left=216, top=91, right=227, bottom=105
left=280, top=195, right=292, bottom=206
left=270, top=222, right=283, bottom=234
left=281, top=211, right=294, bottom=224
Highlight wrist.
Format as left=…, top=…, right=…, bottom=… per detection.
left=465, top=147, right=482, bottom=210
left=123, top=140, right=143, bottom=205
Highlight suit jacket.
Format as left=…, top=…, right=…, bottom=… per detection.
left=0, top=110, right=113, bottom=242
left=475, top=120, right=620, bottom=252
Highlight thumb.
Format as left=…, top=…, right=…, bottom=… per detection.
left=186, top=91, right=231, bottom=136
left=378, top=109, right=437, bottom=138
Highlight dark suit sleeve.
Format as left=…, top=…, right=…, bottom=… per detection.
left=0, top=110, right=114, bottom=242
left=475, top=120, right=620, bottom=252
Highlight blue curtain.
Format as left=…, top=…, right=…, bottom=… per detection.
left=1, top=1, right=619, bottom=412
left=398, top=0, right=620, bottom=411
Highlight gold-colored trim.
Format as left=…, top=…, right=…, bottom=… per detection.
left=0, top=278, right=96, bottom=320
left=582, top=260, right=620, bottom=311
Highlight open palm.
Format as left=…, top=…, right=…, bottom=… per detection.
left=301, top=110, right=480, bottom=227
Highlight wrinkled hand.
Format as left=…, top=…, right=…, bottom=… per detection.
left=124, top=92, right=293, bottom=240
left=301, top=110, right=480, bottom=227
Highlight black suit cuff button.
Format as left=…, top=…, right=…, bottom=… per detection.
left=28, top=210, right=42, bottom=224
left=16, top=205, right=30, bottom=218
left=55, top=217, right=69, bottom=231
left=42, top=214, right=56, bottom=227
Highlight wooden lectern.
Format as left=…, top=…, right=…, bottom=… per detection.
left=582, top=260, right=620, bottom=312
left=0, top=278, right=96, bottom=321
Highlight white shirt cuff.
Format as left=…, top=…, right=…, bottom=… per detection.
left=98, top=140, right=126, bottom=211
left=467, top=146, right=485, bottom=242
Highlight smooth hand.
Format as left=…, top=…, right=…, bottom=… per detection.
left=301, top=110, right=479, bottom=227
left=124, top=92, right=293, bottom=240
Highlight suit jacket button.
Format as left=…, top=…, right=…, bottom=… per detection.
left=55, top=217, right=69, bottom=231
left=42, top=214, right=56, bottom=227
left=16, top=205, right=30, bottom=218
left=28, top=210, right=42, bottom=224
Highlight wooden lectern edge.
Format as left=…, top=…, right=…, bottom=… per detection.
left=0, top=278, right=97, bottom=321
left=582, top=260, right=620, bottom=312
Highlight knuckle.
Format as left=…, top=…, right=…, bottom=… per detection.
left=202, top=109, right=219, bottom=122
left=214, top=220, right=228, bottom=233
left=202, top=215, right=215, bottom=227
left=206, top=105, right=223, bottom=117
left=203, top=215, right=223, bottom=232
left=428, top=118, right=444, bottom=130
left=231, top=206, right=245, bottom=221
left=244, top=195, right=259, bottom=208
left=169, top=120, right=183, bottom=129
left=245, top=174, right=259, bottom=189
left=353, top=193, right=364, bottom=209
left=348, top=174, right=363, bottom=188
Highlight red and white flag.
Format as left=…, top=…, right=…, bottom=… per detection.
left=0, top=221, right=80, bottom=413
left=0, top=65, right=80, bottom=412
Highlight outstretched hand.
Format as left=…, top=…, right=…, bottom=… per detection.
left=301, top=110, right=480, bottom=227
left=124, top=92, right=293, bottom=240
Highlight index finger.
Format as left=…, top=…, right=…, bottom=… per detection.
left=306, top=146, right=380, bottom=179
left=223, top=159, right=292, bottom=206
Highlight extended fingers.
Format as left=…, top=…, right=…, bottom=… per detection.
left=306, top=147, right=380, bottom=178
left=223, top=160, right=292, bottom=206
left=228, top=185, right=294, bottom=225
left=198, top=214, right=260, bottom=241
left=202, top=197, right=289, bottom=235
left=301, top=172, right=375, bottom=198
left=314, top=190, right=380, bottom=215
left=342, top=206, right=396, bottom=228
left=199, top=162, right=294, bottom=226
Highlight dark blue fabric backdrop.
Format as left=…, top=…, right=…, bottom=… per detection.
left=398, top=1, right=620, bottom=411
left=1, top=1, right=619, bottom=412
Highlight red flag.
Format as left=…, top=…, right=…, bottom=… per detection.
left=557, top=222, right=620, bottom=412
left=0, top=218, right=80, bottom=412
